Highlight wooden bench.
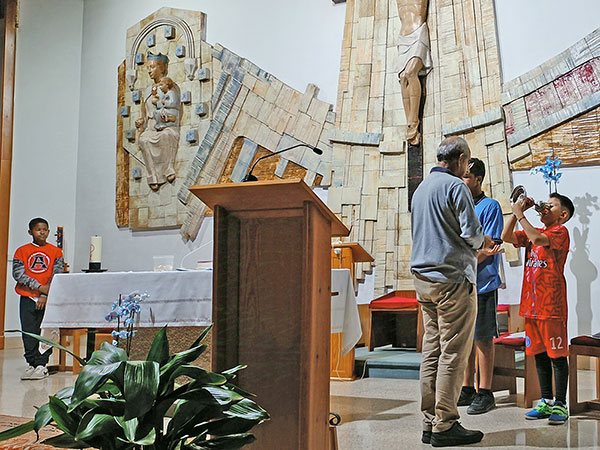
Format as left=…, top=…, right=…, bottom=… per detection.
left=569, top=336, right=600, bottom=414
left=491, top=333, right=540, bottom=408
left=57, top=328, right=86, bottom=374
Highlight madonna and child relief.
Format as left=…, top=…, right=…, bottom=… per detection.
left=136, top=52, right=181, bottom=191
left=118, top=9, right=208, bottom=230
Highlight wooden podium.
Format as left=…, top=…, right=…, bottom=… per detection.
left=190, top=179, right=349, bottom=450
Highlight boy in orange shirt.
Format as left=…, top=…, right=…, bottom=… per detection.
left=12, top=218, right=64, bottom=380
left=502, top=192, right=574, bottom=424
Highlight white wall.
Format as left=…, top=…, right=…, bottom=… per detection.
left=498, top=167, right=600, bottom=338
left=6, top=0, right=84, bottom=331
left=495, top=0, right=600, bottom=83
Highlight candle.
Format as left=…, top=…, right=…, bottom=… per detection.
left=89, top=236, right=102, bottom=270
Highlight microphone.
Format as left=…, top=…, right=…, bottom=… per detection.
left=242, top=144, right=323, bottom=182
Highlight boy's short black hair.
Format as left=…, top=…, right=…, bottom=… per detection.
left=467, top=157, right=486, bottom=181
left=550, top=193, right=575, bottom=222
left=29, top=217, right=48, bottom=230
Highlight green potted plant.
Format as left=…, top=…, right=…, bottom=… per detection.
left=0, top=326, right=269, bottom=449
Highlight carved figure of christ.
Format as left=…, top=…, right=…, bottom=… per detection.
left=396, top=0, right=431, bottom=146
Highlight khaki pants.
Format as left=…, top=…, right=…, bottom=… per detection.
left=414, top=275, right=477, bottom=433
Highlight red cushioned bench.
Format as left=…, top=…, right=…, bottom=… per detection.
left=368, top=290, right=423, bottom=352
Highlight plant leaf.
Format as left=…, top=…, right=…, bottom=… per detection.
left=48, top=396, right=79, bottom=436
left=187, top=433, right=256, bottom=449
left=75, top=411, right=120, bottom=442
left=34, top=403, right=52, bottom=434
left=221, top=365, right=247, bottom=376
left=123, top=361, right=160, bottom=421
left=147, top=325, right=170, bottom=366
left=188, top=325, right=212, bottom=350
left=69, top=361, right=125, bottom=410
left=55, top=386, right=75, bottom=402
left=6, top=330, right=85, bottom=365
left=202, top=417, right=262, bottom=436
left=41, top=433, right=90, bottom=449
left=223, top=383, right=256, bottom=398
left=0, top=420, right=34, bottom=441
left=159, top=344, right=207, bottom=382
left=166, top=399, right=207, bottom=439
left=80, top=398, right=126, bottom=416
left=86, top=342, right=128, bottom=366
left=203, top=386, right=244, bottom=406
left=224, top=398, right=269, bottom=421
left=168, top=365, right=227, bottom=387
left=115, top=417, right=156, bottom=445
left=221, top=365, right=247, bottom=383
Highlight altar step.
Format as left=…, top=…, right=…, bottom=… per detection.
left=354, top=345, right=525, bottom=380
left=355, top=346, right=421, bottom=380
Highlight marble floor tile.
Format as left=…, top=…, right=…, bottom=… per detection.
left=331, top=375, right=600, bottom=450
left=1, top=344, right=600, bottom=449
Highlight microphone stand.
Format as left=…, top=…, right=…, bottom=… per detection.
left=242, top=144, right=323, bottom=182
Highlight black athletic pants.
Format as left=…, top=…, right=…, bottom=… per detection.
left=19, top=296, right=51, bottom=367
left=534, top=351, right=569, bottom=404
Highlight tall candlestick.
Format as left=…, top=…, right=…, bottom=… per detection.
left=89, top=236, right=102, bottom=270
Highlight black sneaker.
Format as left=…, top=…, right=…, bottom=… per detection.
left=430, top=422, right=484, bottom=447
left=422, top=430, right=432, bottom=444
left=467, top=391, right=496, bottom=415
left=457, top=386, right=477, bottom=406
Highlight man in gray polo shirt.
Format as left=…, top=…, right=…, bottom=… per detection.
left=411, top=136, right=491, bottom=447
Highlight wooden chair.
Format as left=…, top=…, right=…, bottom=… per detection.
left=368, top=290, right=423, bottom=352
left=491, top=334, right=540, bottom=408
left=569, top=336, right=600, bottom=413
left=58, top=328, right=87, bottom=375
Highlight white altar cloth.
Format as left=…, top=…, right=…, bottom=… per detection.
left=331, top=269, right=362, bottom=355
left=43, top=270, right=213, bottom=328
left=43, top=269, right=361, bottom=355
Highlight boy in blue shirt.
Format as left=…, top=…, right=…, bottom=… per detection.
left=459, top=158, right=504, bottom=414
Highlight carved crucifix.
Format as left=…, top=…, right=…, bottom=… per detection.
left=396, top=0, right=432, bottom=147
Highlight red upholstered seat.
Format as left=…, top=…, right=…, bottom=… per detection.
left=369, top=296, right=418, bottom=309
left=497, top=304, right=510, bottom=313
left=494, top=333, right=525, bottom=347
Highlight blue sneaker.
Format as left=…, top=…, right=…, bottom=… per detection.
left=525, top=398, right=553, bottom=420
left=548, top=401, right=568, bottom=425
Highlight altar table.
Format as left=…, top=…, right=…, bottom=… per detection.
left=43, top=269, right=361, bottom=356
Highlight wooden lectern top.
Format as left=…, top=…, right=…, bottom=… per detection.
left=190, top=179, right=349, bottom=237
left=332, top=242, right=374, bottom=262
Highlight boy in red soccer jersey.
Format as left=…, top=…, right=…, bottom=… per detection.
left=12, top=218, right=64, bottom=380
left=502, top=192, right=574, bottom=424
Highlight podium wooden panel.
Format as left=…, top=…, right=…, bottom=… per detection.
left=191, top=180, right=348, bottom=450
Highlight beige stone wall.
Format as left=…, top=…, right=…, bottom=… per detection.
left=329, top=0, right=514, bottom=296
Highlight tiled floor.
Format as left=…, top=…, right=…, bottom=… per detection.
left=2, top=344, right=600, bottom=449
left=331, top=372, right=600, bottom=449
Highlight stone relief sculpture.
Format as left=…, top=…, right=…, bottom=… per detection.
left=397, top=0, right=432, bottom=146
left=116, top=9, right=332, bottom=231
left=135, top=52, right=181, bottom=191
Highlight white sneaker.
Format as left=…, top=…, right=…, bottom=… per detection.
left=20, top=365, right=35, bottom=380
left=29, top=365, right=49, bottom=380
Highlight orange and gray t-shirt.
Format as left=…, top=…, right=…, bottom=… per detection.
left=13, top=243, right=64, bottom=297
